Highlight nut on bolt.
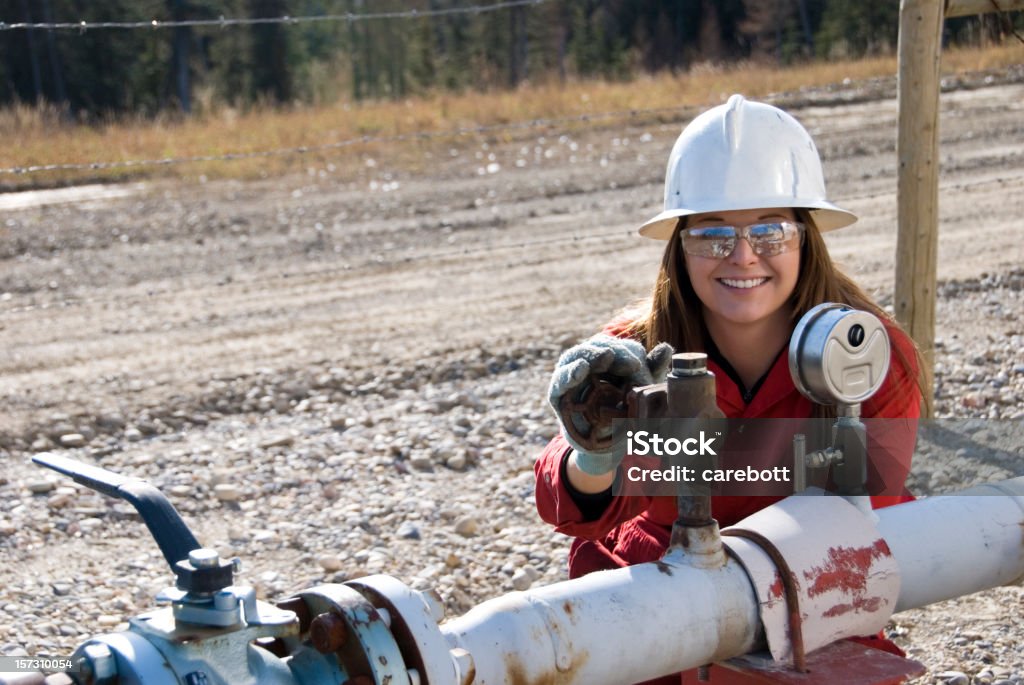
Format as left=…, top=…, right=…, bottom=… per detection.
left=78, top=643, right=118, bottom=684
left=310, top=612, right=349, bottom=654
left=188, top=548, right=220, bottom=569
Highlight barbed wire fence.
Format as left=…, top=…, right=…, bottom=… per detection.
left=0, top=0, right=548, bottom=32
left=2, top=1, right=1022, bottom=179
left=0, top=102, right=691, bottom=176
left=1, top=0, right=1022, bottom=213
left=0, top=0, right=652, bottom=183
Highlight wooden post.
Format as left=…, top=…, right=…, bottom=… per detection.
left=896, top=0, right=944, bottom=417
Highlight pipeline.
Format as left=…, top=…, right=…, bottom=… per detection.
left=879, top=479, right=1024, bottom=612
left=441, top=545, right=759, bottom=685
left=440, top=479, right=1024, bottom=684
left=3, top=473, right=1022, bottom=685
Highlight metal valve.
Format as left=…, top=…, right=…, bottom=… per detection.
left=556, top=373, right=633, bottom=453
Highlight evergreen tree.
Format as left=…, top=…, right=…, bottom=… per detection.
left=249, top=0, right=293, bottom=103
left=0, top=0, right=1014, bottom=114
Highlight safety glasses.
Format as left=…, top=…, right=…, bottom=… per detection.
left=680, top=221, right=805, bottom=259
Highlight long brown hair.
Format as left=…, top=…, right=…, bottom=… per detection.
left=623, top=210, right=928, bottom=416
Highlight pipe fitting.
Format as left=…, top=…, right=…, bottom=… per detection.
left=450, top=648, right=476, bottom=685
left=416, top=589, right=446, bottom=623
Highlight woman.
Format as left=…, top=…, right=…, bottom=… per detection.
left=534, top=95, right=924, bottom=683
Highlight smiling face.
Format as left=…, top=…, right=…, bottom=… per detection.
left=682, top=207, right=802, bottom=336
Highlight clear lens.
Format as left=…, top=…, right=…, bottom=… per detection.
left=683, top=226, right=737, bottom=258
left=682, top=221, right=804, bottom=259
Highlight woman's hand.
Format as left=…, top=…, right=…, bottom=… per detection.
left=548, top=334, right=673, bottom=476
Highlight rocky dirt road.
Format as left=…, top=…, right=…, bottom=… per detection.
left=1, top=72, right=1023, bottom=684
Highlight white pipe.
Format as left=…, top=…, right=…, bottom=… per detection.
left=441, top=550, right=760, bottom=685
left=437, top=478, right=1024, bottom=684
left=877, top=477, right=1024, bottom=612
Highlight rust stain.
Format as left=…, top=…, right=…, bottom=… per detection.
left=561, top=599, right=582, bottom=627
left=654, top=560, right=674, bottom=576
left=803, top=539, right=890, bottom=598
left=503, top=643, right=591, bottom=685
left=822, top=596, right=883, bottom=618
left=669, top=526, right=691, bottom=550
left=768, top=572, right=785, bottom=600
left=504, top=653, right=556, bottom=685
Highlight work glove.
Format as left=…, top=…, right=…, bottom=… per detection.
left=548, top=334, right=674, bottom=475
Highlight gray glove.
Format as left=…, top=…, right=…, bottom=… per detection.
left=548, top=334, right=674, bottom=475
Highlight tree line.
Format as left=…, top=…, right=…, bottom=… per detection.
left=0, top=0, right=1018, bottom=117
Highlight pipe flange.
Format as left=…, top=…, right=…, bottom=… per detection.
left=345, top=575, right=460, bottom=685
left=298, top=584, right=408, bottom=685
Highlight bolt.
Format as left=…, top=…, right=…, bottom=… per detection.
left=671, top=352, right=707, bottom=376
left=79, top=643, right=117, bottom=685
left=188, top=548, right=220, bottom=569
left=310, top=612, right=349, bottom=653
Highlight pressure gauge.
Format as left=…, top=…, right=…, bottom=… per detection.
left=788, top=303, right=890, bottom=407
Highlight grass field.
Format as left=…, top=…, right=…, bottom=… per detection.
left=1, top=43, right=1021, bottom=191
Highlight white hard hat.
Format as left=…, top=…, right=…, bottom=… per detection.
left=639, top=94, right=857, bottom=240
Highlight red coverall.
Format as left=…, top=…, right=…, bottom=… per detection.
left=534, top=322, right=921, bottom=685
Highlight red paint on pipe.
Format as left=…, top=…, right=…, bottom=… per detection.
left=804, top=539, right=891, bottom=597
left=822, top=595, right=883, bottom=618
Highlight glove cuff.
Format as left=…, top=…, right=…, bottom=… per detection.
left=570, top=447, right=620, bottom=477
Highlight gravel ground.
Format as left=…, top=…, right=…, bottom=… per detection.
left=1, top=71, right=1023, bottom=684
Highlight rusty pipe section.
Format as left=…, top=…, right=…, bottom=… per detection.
left=437, top=478, right=1024, bottom=684
left=876, top=476, right=1024, bottom=612
left=440, top=552, right=761, bottom=685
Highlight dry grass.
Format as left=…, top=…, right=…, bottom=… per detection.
left=1, top=42, right=1021, bottom=191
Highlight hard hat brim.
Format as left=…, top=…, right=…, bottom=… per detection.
left=638, top=200, right=858, bottom=240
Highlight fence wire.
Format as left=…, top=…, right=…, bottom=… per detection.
left=0, top=104, right=690, bottom=176
left=0, top=0, right=547, bottom=32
